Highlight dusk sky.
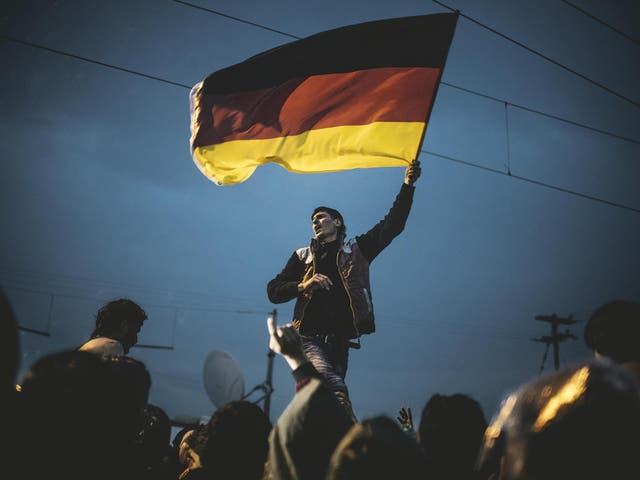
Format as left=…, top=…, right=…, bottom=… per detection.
left=1, top=0, right=639, bottom=424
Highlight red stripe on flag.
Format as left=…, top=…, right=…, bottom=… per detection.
left=192, top=67, right=440, bottom=148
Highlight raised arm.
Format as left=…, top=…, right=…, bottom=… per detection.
left=356, top=160, right=421, bottom=263
left=267, top=315, right=321, bottom=390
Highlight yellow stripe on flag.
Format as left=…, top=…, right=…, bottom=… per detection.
left=192, top=121, right=425, bottom=185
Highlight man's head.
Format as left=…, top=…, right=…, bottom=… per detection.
left=311, top=206, right=346, bottom=243
left=477, top=361, right=640, bottom=480
left=203, top=401, right=272, bottom=478
left=417, top=393, right=487, bottom=478
left=91, top=298, right=147, bottom=353
left=18, top=350, right=144, bottom=477
left=584, top=300, right=640, bottom=364
left=326, top=416, right=427, bottom=480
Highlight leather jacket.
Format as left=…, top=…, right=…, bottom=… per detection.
left=267, top=183, right=415, bottom=338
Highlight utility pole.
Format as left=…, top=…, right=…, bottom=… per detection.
left=532, top=314, right=577, bottom=372
left=240, top=309, right=277, bottom=420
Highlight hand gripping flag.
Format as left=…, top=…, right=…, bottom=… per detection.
left=190, top=13, right=458, bottom=185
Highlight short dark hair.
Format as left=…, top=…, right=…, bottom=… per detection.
left=312, top=206, right=347, bottom=238
left=203, top=401, right=272, bottom=478
left=92, top=298, right=147, bottom=338
left=327, top=416, right=428, bottom=480
left=584, top=300, right=640, bottom=363
left=418, top=393, right=487, bottom=478
left=19, top=350, right=147, bottom=476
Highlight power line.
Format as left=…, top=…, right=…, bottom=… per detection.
left=431, top=0, right=640, bottom=108
left=2, top=23, right=638, bottom=214
left=388, top=315, right=530, bottom=343
left=0, top=34, right=192, bottom=89
left=1, top=282, right=271, bottom=316
left=441, top=81, right=640, bottom=145
left=558, top=0, right=640, bottom=46
left=172, top=0, right=300, bottom=40
left=0, top=266, right=264, bottom=308
left=3, top=23, right=638, bottom=146
left=422, top=149, right=640, bottom=214
left=170, top=0, right=640, bottom=143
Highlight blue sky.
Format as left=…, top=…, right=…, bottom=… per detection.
left=1, top=0, right=638, bottom=423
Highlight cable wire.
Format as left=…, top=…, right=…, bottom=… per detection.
left=0, top=265, right=265, bottom=308
left=422, top=149, right=640, bottom=214
left=4, top=24, right=637, bottom=146
left=169, top=0, right=640, bottom=145
left=558, top=0, right=640, bottom=46
left=172, top=0, right=300, bottom=40
left=0, top=34, right=192, bottom=89
left=441, top=81, right=640, bottom=145
left=2, top=15, right=638, bottom=214
left=431, top=0, right=640, bottom=108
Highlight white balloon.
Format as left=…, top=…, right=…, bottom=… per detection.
left=202, top=350, right=245, bottom=407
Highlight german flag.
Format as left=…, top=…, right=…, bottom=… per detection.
left=190, top=13, right=458, bottom=185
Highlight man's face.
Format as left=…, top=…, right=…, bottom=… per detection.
left=312, top=210, right=340, bottom=242
left=119, top=317, right=145, bottom=353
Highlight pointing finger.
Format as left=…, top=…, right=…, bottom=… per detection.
left=267, top=315, right=277, bottom=336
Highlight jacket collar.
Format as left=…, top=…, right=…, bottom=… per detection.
left=310, top=235, right=350, bottom=254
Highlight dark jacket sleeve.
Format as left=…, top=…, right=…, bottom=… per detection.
left=267, top=251, right=306, bottom=303
left=355, top=183, right=415, bottom=263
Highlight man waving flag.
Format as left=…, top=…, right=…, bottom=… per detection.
left=190, top=13, right=458, bottom=186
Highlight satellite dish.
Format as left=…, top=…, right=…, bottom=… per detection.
left=202, top=350, right=245, bottom=407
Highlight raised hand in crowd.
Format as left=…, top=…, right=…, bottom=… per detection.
left=397, top=406, right=414, bottom=433
left=267, top=315, right=308, bottom=370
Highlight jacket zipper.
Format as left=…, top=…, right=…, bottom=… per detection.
left=336, top=248, right=360, bottom=337
left=297, top=253, right=315, bottom=329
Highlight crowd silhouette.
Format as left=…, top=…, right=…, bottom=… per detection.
left=2, top=291, right=639, bottom=479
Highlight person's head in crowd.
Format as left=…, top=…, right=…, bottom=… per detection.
left=85, top=298, right=147, bottom=354
left=202, top=401, right=272, bottom=480
left=477, top=361, right=640, bottom=480
left=417, top=393, right=487, bottom=480
left=19, top=350, right=139, bottom=479
left=101, top=354, right=152, bottom=441
left=326, top=415, right=428, bottom=480
left=102, top=354, right=151, bottom=402
left=584, top=300, right=640, bottom=366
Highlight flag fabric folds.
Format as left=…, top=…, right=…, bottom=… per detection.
left=190, top=13, right=458, bottom=185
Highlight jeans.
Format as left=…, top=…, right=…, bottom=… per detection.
left=300, top=334, right=357, bottom=422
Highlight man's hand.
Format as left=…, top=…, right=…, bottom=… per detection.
left=404, top=159, right=421, bottom=186
left=298, top=273, right=333, bottom=293
left=267, top=315, right=307, bottom=370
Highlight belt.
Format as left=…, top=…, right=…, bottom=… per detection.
left=303, top=333, right=361, bottom=349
